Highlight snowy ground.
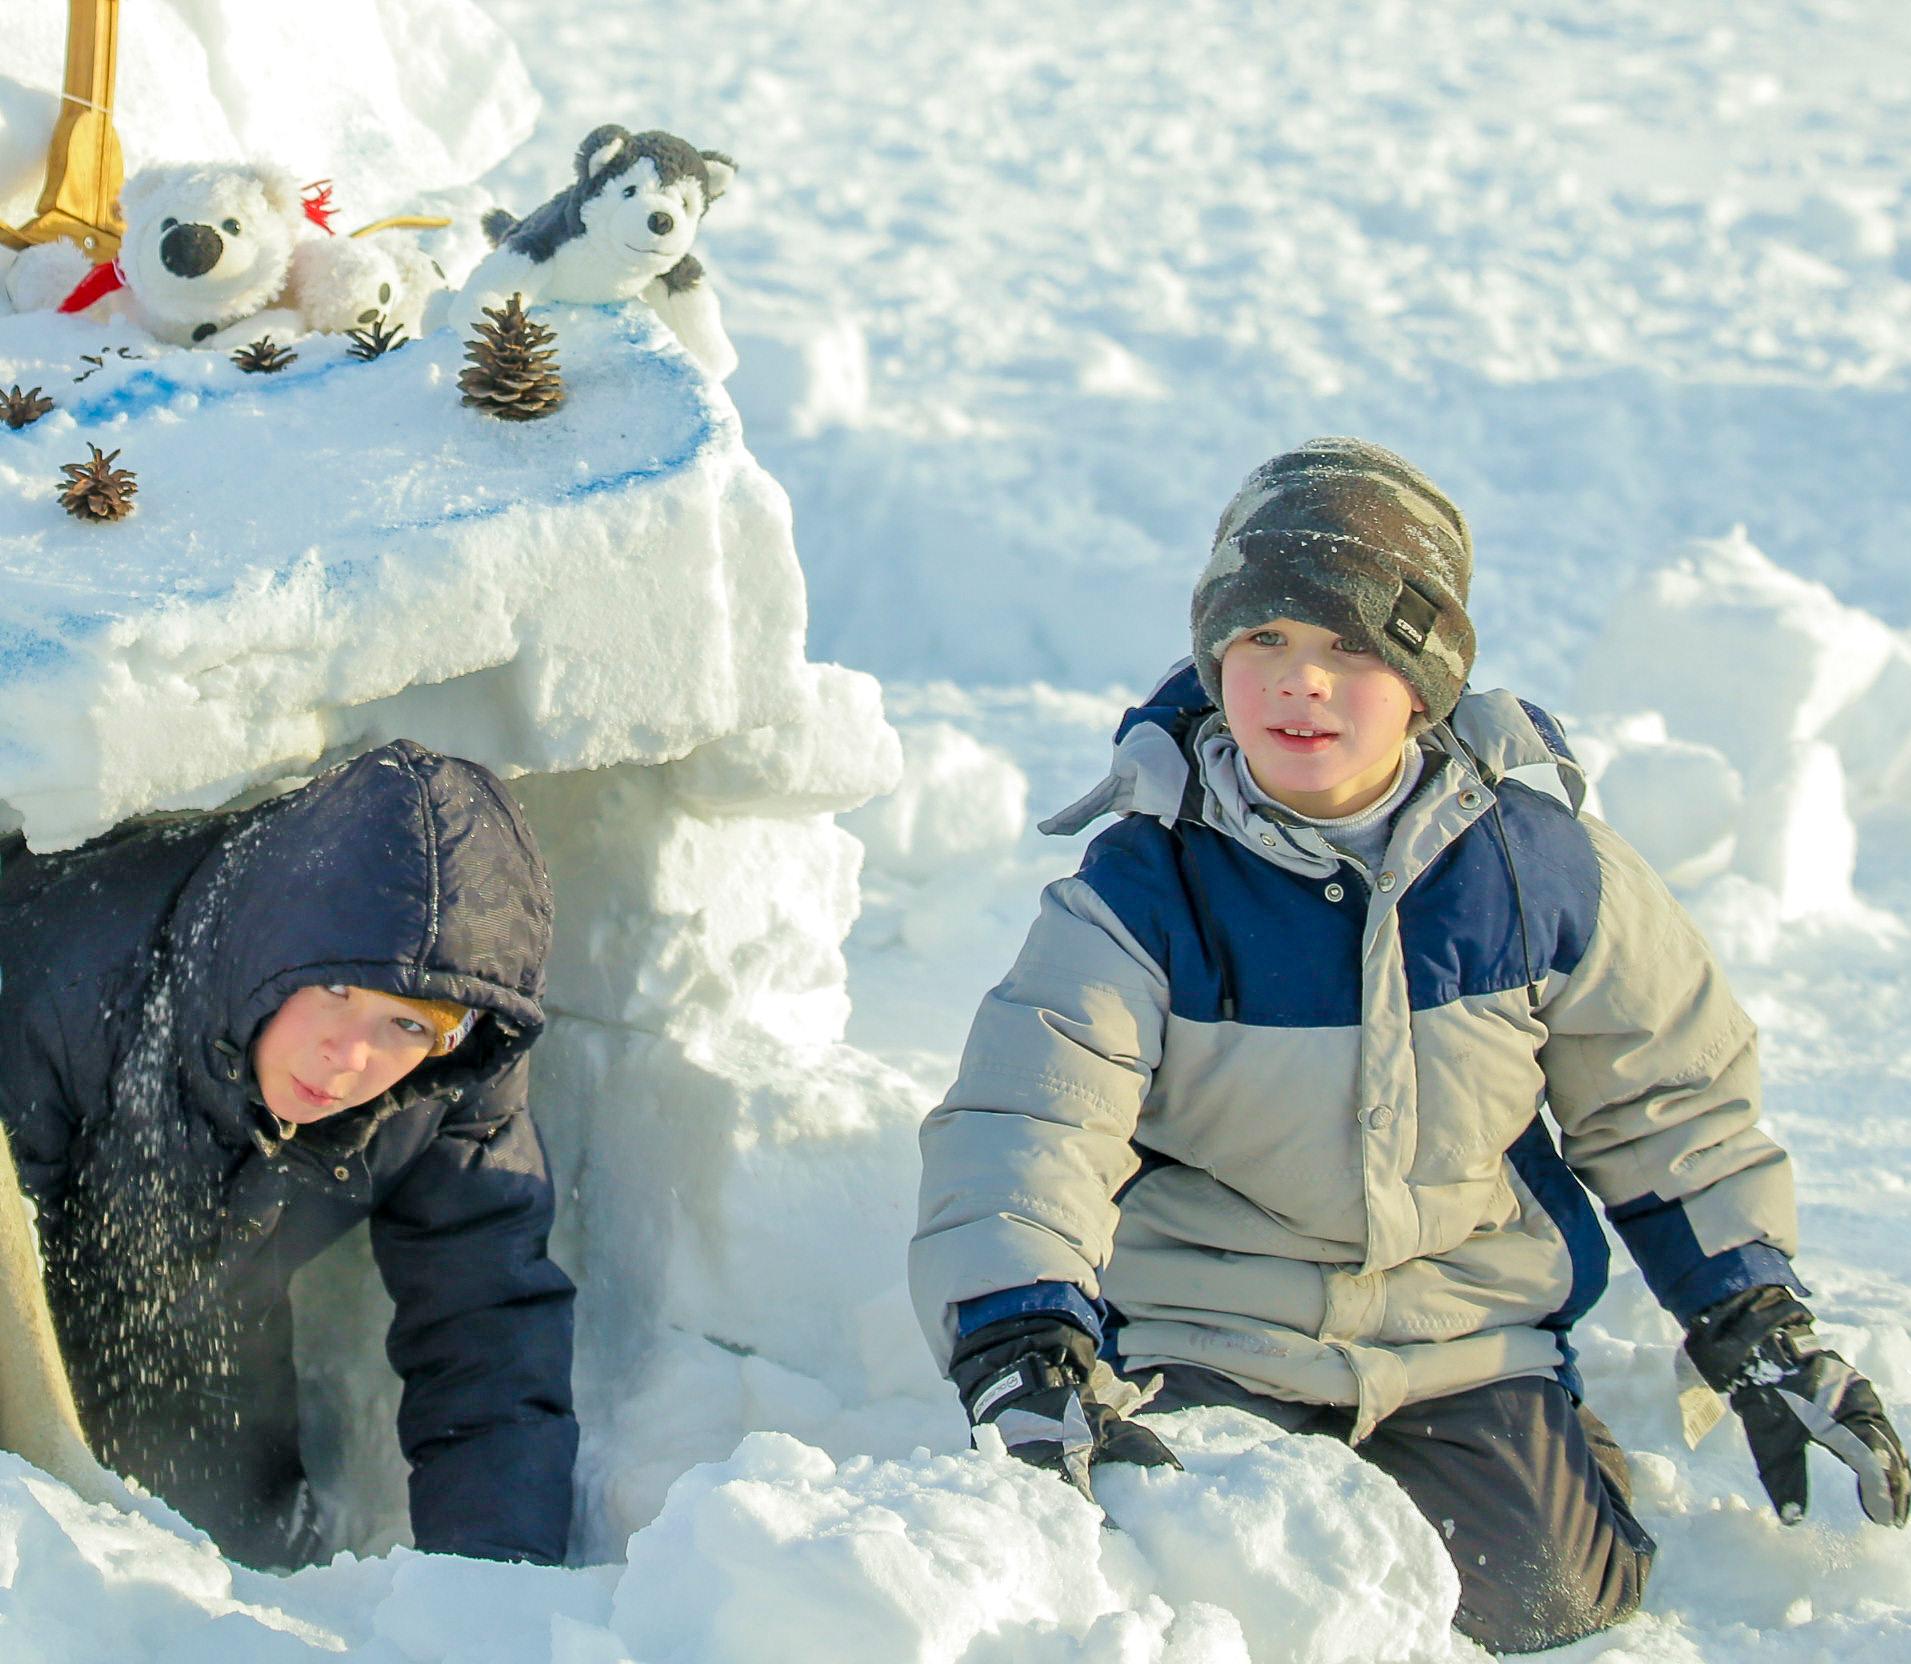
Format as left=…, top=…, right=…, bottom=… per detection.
left=4, top=0, right=1911, bottom=1659
left=485, top=1, right=1911, bottom=1655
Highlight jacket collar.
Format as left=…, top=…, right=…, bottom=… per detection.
left=1041, top=661, right=1586, bottom=880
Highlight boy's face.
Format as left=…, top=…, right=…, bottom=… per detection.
left=251, top=984, right=438, bottom=1124
left=1220, top=617, right=1423, bottom=818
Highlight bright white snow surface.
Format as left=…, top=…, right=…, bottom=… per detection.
left=3, top=0, right=1911, bottom=1659
left=0, top=1, right=535, bottom=226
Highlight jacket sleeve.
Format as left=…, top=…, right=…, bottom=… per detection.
left=370, top=1053, right=578, bottom=1563
left=1538, top=815, right=1801, bottom=1324
left=0, top=973, right=84, bottom=1217
left=909, top=869, right=1169, bottom=1371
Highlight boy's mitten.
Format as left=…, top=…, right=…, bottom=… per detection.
left=949, top=1315, right=1180, bottom=1505
left=1685, top=1285, right=1909, bottom=1527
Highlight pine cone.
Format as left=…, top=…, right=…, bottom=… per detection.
left=57, top=444, right=138, bottom=522
left=232, top=336, right=298, bottom=374
left=346, top=313, right=408, bottom=361
left=458, top=295, right=564, bottom=420
left=4, top=384, right=55, bottom=429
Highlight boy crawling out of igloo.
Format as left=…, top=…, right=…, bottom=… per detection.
left=910, top=438, right=1909, bottom=1653
left=0, top=741, right=575, bottom=1569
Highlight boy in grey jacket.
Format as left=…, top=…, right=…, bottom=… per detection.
left=910, top=438, right=1906, bottom=1652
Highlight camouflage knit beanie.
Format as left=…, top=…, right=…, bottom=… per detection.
left=1190, top=437, right=1475, bottom=721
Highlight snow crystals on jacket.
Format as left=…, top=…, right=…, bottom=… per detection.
left=0, top=740, right=576, bottom=1564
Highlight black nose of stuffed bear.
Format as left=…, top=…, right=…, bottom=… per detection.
left=647, top=210, right=674, bottom=237
left=160, top=222, right=224, bottom=278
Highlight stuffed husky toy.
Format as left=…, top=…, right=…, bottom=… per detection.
left=461, top=125, right=739, bottom=380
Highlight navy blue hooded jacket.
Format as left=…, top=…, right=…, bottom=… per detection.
left=0, top=741, right=576, bottom=1566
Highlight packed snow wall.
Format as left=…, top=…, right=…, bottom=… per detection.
left=0, top=0, right=536, bottom=226
left=0, top=291, right=1493, bottom=1664
left=0, top=299, right=942, bottom=1557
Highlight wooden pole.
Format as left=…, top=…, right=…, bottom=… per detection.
left=0, top=1123, right=121, bottom=1504
left=0, top=0, right=126, bottom=259
left=350, top=214, right=454, bottom=238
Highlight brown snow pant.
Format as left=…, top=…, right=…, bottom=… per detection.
left=1138, top=1367, right=1656, bottom=1654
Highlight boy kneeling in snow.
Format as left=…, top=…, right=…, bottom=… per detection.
left=909, top=439, right=1907, bottom=1652
left=0, top=741, right=576, bottom=1568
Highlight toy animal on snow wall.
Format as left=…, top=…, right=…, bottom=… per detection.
left=0, top=162, right=442, bottom=349
left=458, top=125, right=739, bottom=381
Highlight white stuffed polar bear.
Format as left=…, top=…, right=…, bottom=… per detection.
left=13, top=161, right=318, bottom=347
left=1, top=237, right=93, bottom=315
left=288, top=232, right=444, bottom=340
left=2, top=162, right=444, bottom=348
left=459, top=125, right=739, bottom=380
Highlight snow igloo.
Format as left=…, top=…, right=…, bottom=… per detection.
left=0, top=301, right=947, bottom=1559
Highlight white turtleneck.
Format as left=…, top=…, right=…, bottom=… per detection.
left=1234, top=740, right=1425, bottom=876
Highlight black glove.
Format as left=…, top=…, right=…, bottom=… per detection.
left=1685, top=1285, right=1909, bottom=1527
left=949, top=1315, right=1180, bottom=1505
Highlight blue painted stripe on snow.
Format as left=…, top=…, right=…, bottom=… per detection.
left=58, top=303, right=697, bottom=426
left=0, top=307, right=724, bottom=689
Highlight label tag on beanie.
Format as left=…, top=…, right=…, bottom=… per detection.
left=1387, top=580, right=1438, bottom=653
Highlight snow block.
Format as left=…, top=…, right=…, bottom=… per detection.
left=1573, top=529, right=1908, bottom=776
left=607, top=1420, right=1463, bottom=1664
left=1571, top=712, right=1743, bottom=888
left=0, top=0, right=536, bottom=227
left=1571, top=530, right=1911, bottom=926
left=508, top=753, right=937, bottom=1555
left=842, top=720, right=1030, bottom=884
left=0, top=304, right=810, bottom=847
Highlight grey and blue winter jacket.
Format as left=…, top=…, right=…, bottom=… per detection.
left=910, top=665, right=1800, bottom=1438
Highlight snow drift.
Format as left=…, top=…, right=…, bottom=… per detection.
left=8, top=1, right=1911, bottom=1659
left=0, top=0, right=535, bottom=227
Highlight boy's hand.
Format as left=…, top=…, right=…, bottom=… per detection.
left=949, top=1315, right=1180, bottom=1505
left=1686, top=1286, right=1909, bottom=1527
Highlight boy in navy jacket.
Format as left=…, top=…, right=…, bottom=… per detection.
left=1, top=741, right=576, bottom=1568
